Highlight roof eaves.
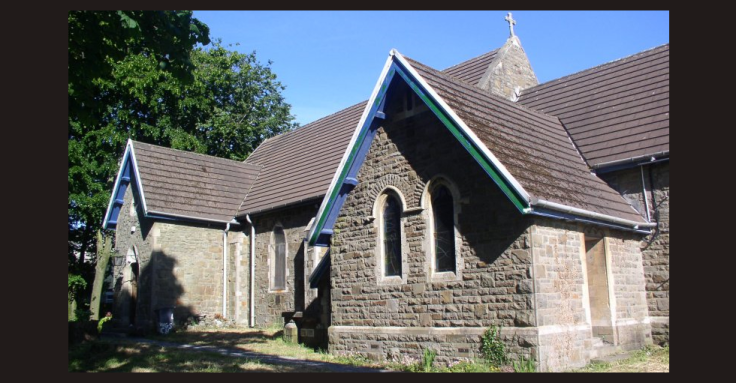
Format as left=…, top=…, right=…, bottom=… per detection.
left=238, top=195, right=325, bottom=218
left=401, top=52, right=651, bottom=230
left=146, top=210, right=239, bottom=226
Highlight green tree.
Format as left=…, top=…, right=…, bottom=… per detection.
left=68, top=11, right=297, bottom=287
left=68, top=11, right=210, bottom=274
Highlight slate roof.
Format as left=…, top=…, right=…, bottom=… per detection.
left=236, top=50, right=501, bottom=217
left=517, top=44, right=669, bottom=168
left=441, top=49, right=499, bottom=86
left=404, top=57, right=646, bottom=223
left=132, top=141, right=261, bottom=222
left=238, top=102, right=366, bottom=216
left=113, top=43, right=663, bottom=226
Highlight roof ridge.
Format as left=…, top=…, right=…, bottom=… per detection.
left=440, top=48, right=500, bottom=72
left=235, top=160, right=263, bottom=217
left=245, top=101, right=368, bottom=164
left=132, top=140, right=260, bottom=169
left=405, top=56, right=566, bottom=125
left=522, top=43, right=669, bottom=93
left=246, top=106, right=364, bottom=165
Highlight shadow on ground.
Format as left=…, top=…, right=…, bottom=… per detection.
left=78, top=332, right=389, bottom=373
left=69, top=341, right=326, bottom=372
left=150, top=329, right=284, bottom=348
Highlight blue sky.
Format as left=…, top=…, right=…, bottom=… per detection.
left=194, top=11, right=669, bottom=126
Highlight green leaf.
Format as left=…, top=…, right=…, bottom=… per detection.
left=68, top=13, right=296, bottom=272
left=117, top=11, right=138, bottom=29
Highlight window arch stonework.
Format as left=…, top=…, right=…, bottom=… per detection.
left=373, top=187, right=408, bottom=285
left=422, top=176, right=463, bottom=282
left=270, top=225, right=288, bottom=292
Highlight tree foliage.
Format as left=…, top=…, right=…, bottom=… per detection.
left=68, top=11, right=297, bottom=282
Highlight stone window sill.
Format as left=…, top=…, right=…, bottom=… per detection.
left=429, top=270, right=462, bottom=282
left=377, top=275, right=405, bottom=286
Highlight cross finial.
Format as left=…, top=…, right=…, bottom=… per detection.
left=505, top=12, right=517, bottom=37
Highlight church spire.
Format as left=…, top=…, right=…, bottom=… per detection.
left=475, top=12, right=538, bottom=101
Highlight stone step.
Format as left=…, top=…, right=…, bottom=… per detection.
left=591, top=350, right=634, bottom=364
left=589, top=337, right=618, bottom=359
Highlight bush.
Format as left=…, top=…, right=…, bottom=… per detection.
left=480, top=326, right=508, bottom=366
left=68, top=274, right=87, bottom=303
left=97, top=312, right=113, bottom=333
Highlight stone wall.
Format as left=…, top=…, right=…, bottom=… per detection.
left=325, top=100, right=652, bottom=370
left=112, top=185, right=249, bottom=329
left=112, top=183, right=155, bottom=328
left=230, top=232, right=249, bottom=325
left=606, top=233, right=652, bottom=350
left=530, top=218, right=651, bottom=371
left=478, top=36, right=539, bottom=101
left=530, top=219, right=591, bottom=371
left=599, top=162, right=669, bottom=344
left=304, top=245, right=328, bottom=318
left=329, top=105, right=538, bottom=365
left=251, top=204, right=318, bottom=327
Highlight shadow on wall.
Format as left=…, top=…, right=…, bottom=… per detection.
left=113, top=250, right=197, bottom=334
left=383, top=96, right=534, bottom=269
left=294, top=241, right=305, bottom=313
left=297, top=273, right=331, bottom=350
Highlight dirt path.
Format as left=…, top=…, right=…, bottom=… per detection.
left=103, top=335, right=391, bottom=373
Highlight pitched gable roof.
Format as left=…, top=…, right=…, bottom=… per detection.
left=406, top=57, right=646, bottom=223
left=103, top=140, right=261, bottom=228
left=518, top=44, right=669, bottom=168
left=235, top=48, right=505, bottom=217
left=308, top=50, right=652, bottom=246
left=238, top=102, right=365, bottom=216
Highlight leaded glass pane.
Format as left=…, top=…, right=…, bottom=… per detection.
left=432, top=185, right=455, bottom=272
left=274, top=227, right=286, bottom=290
left=383, top=196, right=402, bottom=276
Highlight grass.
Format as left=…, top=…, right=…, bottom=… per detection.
left=574, top=345, right=669, bottom=373
left=70, top=326, right=668, bottom=373
left=68, top=340, right=324, bottom=372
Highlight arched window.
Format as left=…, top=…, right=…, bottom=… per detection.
left=272, top=227, right=286, bottom=290
left=431, top=184, right=456, bottom=273
left=382, top=195, right=402, bottom=277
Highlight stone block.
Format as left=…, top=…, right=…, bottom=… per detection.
left=441, top=290, right=453, bottom=304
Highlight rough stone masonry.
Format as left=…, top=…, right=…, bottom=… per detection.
left=327, top=90, right=651, bottom=371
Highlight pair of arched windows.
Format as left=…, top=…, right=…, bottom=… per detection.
left=377, top=181, right=457, bottom=279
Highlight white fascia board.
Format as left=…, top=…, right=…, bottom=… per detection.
left=307, top=52, right=396, bottom=243
left=391, top=50, right=532, bottom=205
left=532, top=199, right=657, bottom=229
left=146, top=210, right=238, bottom=226
left=102, top=139, right=133, bottom=228
left=128, top=140, right=148, bottom=215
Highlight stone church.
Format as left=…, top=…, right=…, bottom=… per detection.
left=102, top=20, right=669, bottom=371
